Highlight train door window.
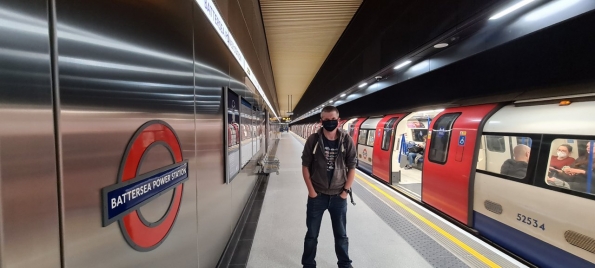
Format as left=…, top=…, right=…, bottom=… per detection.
left=486, top=135, right=506, bottom=152
left=545, top=138, right=594, bottom=197
left=516, top=136, right=532, bottom=147
left=382, top=117, right=399, bottom=151
left=477, top=135, right=533, bottom=180
left=366, top=129, right=376, bottom=146
left=349, top=120, right=358, bottom=137
left=411, top=129, right=428, bottom=142
left=428, top=113, right=460, bottom=164
left=358, top=130, right=368, bottom=145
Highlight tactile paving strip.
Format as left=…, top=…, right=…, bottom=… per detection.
left=351, top=183, right=470, bottom=268
left=355, top=179, right=524, bottom=268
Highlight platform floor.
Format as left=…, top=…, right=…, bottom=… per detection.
left=247, top=132, right=527, bottom=268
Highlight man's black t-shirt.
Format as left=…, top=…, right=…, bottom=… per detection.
left=322, top=135, right=339, bottom=187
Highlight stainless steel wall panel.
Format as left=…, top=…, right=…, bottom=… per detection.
left=228, top=56, right=259, bottom=227
left=0, top=0, right=61, bottom=267
left=0, top=0, right=275, bottom=266
left=54, top=0, right=198, bottom=266
left=193, top=5, right=233, bottom=267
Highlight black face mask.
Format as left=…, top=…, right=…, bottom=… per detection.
left=322, top=120, right=338, bottom=132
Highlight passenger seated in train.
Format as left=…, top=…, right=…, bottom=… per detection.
left=550, top=144, right=575, bottom=169
left=547, top=141, right=595, bottom=193
left=405, top=135, right=427, bottom=170
left=500, top=144, right=530, bottom=178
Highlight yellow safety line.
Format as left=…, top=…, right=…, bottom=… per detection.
left=355, top=173, right=500, bottom=268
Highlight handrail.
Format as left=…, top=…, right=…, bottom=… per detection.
left=587, top=140, right=593, bottom=194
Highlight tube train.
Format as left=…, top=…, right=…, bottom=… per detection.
left=291, top=94, right=595, bottom=267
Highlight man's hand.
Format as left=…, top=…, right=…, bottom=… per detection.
left=340, top=191, right=348, bottom=199
left=308, top=192, right=318, bottom=198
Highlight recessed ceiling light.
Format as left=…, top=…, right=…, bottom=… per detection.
left=329, top=100, right=333, bottom=103
left=394, top=60, right=412, bottom=70
left=358, top=83, right=368, bottom=88
left=434, top=43, right=448, bottom=48
left=340, top=93, right=346, bottom=97
left=489, top=0, right=534, bottom=20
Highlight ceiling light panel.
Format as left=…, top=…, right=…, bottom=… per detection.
left=489, top=0, right=535, bottom=20
left=394, top=60, right=412, bottom=69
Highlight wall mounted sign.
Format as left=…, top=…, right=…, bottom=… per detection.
left=102, top=120, right=188, bottom=251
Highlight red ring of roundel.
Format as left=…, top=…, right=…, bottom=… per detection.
left=120, top=122, right=184, bottom=249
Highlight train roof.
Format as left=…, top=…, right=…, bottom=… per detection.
left=484, top=101, right=594, bottom=135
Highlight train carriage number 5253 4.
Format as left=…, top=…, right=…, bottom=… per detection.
left=517, top=213, right=545, bottom=231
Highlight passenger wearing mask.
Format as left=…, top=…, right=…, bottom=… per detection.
left=548, top=141, right=595, bottom=193
left=500, top=144, right=530, bottom=178
left=549, top=144, right=575, bottom=169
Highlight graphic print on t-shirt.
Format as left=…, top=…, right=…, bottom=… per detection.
left=325, top=144, right=338, bottom=175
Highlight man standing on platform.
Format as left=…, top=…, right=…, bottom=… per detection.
left=301, top=106, right=357, bottom=268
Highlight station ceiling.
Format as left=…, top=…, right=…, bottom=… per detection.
left=259, top=0, right=501, bottom=119
left=260, top=0, right=362, bottom=118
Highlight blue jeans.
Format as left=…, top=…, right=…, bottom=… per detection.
left=407, top=152, right=418, bottom=166
left=302, top=193, right=351, bottom=268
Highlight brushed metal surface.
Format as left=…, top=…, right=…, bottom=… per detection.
left=193, top=7, right=232, bottom=268
left=54, top=0, right=197, bottom=266
left=0, top=0, right=272, bottom=266
left=0, top=0, right=61, bottom=267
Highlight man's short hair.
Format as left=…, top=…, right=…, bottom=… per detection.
left=513, top=144, right=530, bottom=158
left=320, top=106, right=339, bottom=118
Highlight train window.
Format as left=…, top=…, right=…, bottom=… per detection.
left=366, top=129, right=375, bottom=146
left=411, top=129, right=428, bottom=142
left=381, top=117, right=399, bottom=151
left=428, top=113, right=460, bottom=164
left=546, top=139, right=594, bottom=196
left=358, top=130, right=368, bottom=145
left=349, top=120, right=357, bottom=137
left=486, top=135, right=506, bottom=152
left=477, top=135, right=533, bottom=180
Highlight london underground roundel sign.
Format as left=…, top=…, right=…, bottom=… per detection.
left=101, top=120, right=188, bottom=251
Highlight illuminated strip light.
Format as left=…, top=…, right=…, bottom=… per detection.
left=394, top=60, right=412, bottom=70
left=196, top=0, right=278, bottom=118
left=489, top=0, right=535, bottom=20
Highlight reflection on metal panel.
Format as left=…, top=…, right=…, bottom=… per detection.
left=0, top=0, right=61, bottom=267
left=193, top=8, right=231, bottom=268
left=55, top=0, right=197, bottom=266
left=1, top=0, right=272, bottom=266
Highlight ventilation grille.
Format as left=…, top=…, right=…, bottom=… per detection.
left=564, top=230, right=595, bottom=254
left=484, top=200, right=503, bottom=215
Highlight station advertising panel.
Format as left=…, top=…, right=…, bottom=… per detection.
left=252, top=105, right=258, bottom=157
left=240, top=97, right=253, bottom=167
left=226, top=88, right=241, bottom=183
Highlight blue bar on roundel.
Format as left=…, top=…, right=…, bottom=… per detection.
left=106, top=162, right=188, bottom=221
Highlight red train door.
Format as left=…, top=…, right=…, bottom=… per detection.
left=339, top=119, right=347, bottom=129
left=350, top=117, right=366, bottom=148
left=372, top=114, right=406, bottom=183
left=422, top=104, right=498, bottom=225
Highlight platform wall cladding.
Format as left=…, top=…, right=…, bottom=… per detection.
left=0, top=0, right=271, bottom=267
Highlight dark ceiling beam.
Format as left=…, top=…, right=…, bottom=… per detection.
left=292, top=0, right=501, bottom=117
left=294, top=10, right=595, bottom=124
